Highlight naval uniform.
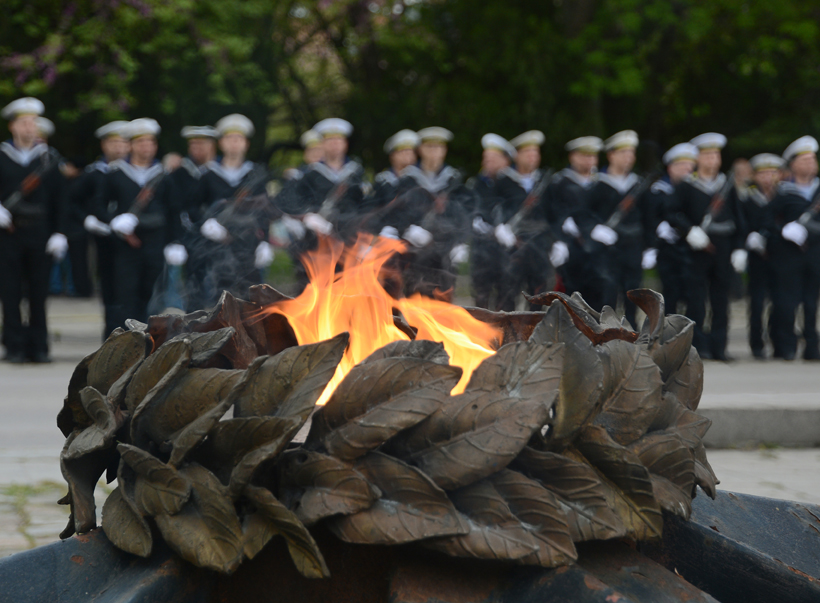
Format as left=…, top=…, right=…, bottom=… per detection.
left=668, top=173, right=745, bottom=359
left=171, top=157, right=210, bottom=310
left=0, top=141, right=66, bottom=360
left=95, top=160, right=181, bottom=326
left=766, top=179, right=820, bottom=360
left=193, top=160, right=275, bottom=304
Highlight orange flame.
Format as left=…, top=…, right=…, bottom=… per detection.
left=261, top=234, right=501, bottom=404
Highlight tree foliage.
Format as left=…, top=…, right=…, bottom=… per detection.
left=2, top=0, right=820, bottom=169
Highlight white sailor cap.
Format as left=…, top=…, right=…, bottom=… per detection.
left=663, top=143, right=699, bottom=165
left=95, top=121, right=129, bottom=139
left=604, top=130, right=639, bottom=152
left=782, top=136, right=819, bottom=163
left=300, top=129, right=322, bottom=149
left=417, top=127, right=453, bottom=144
left=215, top=114, right=254, bottom=138
left=36, top=117, right=55, bottom=138
left=510, top=130, right=545, bottom=150
left=125, top=118, right=161, bottom=140
left=750, top=153, right=785, bottom=171
left=565, top=136, right=603, bottom=154
left=181, top=125, right=218, bottom=139
left=384, top=129, right=420, bottom=153
left=314, top=118, right=353, bottom=139
left=689, top=132, right=727, bottom=150
left=481, top=133, right=516, bottom=160
left=1, top=97, right=45, bottom=120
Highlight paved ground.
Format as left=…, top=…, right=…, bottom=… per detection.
left=0, top=292, right=818, bottom=558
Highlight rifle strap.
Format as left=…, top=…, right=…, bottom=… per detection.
left=2, top=148, right=59, bottom=206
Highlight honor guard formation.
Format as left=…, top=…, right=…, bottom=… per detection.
left=2, top=96, right=819, bottom=363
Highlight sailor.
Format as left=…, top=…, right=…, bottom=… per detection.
left=668, top=132, right=746, bottom=360
left=194, top=114, right=276, bottom=304
left=96, top=118, right=187, bottom=326
left=0, top=98, right=69, bottom=362
left=369, top=129, right=420, bottom=213
left=766, top=136, right=820, bottom=361
left=468, top=133, right=515, bottom=310
left=283, top=129, right=324, bottom=181
left=276, top=118, right=367, bottom=289
left=378, top=127, right=471, bottom=300
left=70, top=120, right=129, bottom=337
left=543, top=136, right=603, bottom=307
left=588, top=130, right=646, bottom=325
left=644, top=142, right=698, bottom=315
left=737, top=153, right=783, bottom=358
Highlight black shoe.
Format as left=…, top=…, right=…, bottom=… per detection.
left=3, top=353, right=27, bottom=364
left=783, top=352, right=796, bottom=361
left=752, top=349, right=766, bottom=360
left=712, top=352, right=733, bottom=362
left=697, top=349, right=713, bottom=360
left=30, top=353, right=52, bottom=364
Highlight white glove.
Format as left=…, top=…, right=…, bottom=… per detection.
left=746, top=231, right=766, bottom=254
left=200, top=218, right=229, bottom=242
left=590, top=224, right=619, bottom=246
left=110, top=213, right=139, bottom=236
left=472, top=216, right=493, bottom=235
left=494, top=223, right=517, bottom=249
left=0, top=205, right=11, bottom=229
left=403, top=224, right=433, bottom=248
left=731, top=249, right=748, bottom=273
left=642, top=248, right=658, bottom=270
left=83, top=215, right=112, bottom=236
left=782, top=221, right=808, bottom=246
left=562, top=216, right=580, bottom=238
left=281, top=215, right=306, bottom=240
left=686, top=226, right=711, bottom=250
left=656, top=220, right=679, bottom=244
left=449, top=243, right=469, bottom=264
left=549, top=241, right=569, bottom=267
left=303, top=212, right=333, bottom=235
left=379, top=225, right=399, bottom=240
left=254, top=241, right=275, bottom=268
left=163, top=243, right=188, bottom=266
left=46, top=233, right=68, bottom=260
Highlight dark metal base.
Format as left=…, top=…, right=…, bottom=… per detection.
left=1, top=491, right=818, bottom=603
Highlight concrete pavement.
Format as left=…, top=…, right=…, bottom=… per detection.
left=0, top=293, right=818, bottom=558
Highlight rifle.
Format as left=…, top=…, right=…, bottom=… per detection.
left=120, top=168, right=169, bottom=248
left=796, top=181, right=820, bottom=250
left=697, top=169, right=736, bottom=254
left=506, top=169, right=554, bottom=236
left=604, top=171, right=660, bottom=231
left=2, top=147, right=61, bottom=232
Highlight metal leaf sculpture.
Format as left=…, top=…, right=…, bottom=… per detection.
left=56, top=286, right=715, bottom=577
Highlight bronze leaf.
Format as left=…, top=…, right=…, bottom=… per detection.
left=664, top=346, right=704, bottom=411
left=86, top=329, right=150, bottom=395
left=628, top=431, right=696, bottom=496
left=59, top=431, right=108, bottom=534
left=575, top=425, right=663, bottom=540
left=526, top=292, right=638, bottom=344
left=328, top=452, right=468, bottom=545
left=244, top=484, right=330, bottom=579
left=169, top=327, right=236, bottom=368
left=314, top=358, right=462, bottom=460
left=118, top=443, right=191, bottom=516
left=592, top=340, right=664, bottom=446
left=125, top=339, right=192, bottom=415
left=277, top=449, right=380, bottom=526
left=488, top=469, right=577, bottom=567
left=512, top=447, right=626, bottom=542
left=101, top=486, right=153, bottom=557
left=464, top=307, right=546, bottom=347
left=361, top=340, right=450, bottom=365
left=651, top=316, right=695, bottom=383
left=424, top=479, right=541, bottom=562
left=154, top=463, right=244, bottom=574
left=186, top=291, right=258, bottom=369
left=57, top=345, right=100, bottom=437
left=626, top=289, right=665, bottom=345
left=233, top=333, right=349, bottom=421
left=530, top=303, right=606, bottom=449
left=650, top=474, right=693, bottom=519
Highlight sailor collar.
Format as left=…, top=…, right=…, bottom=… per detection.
left=375, top=169, right=399, bottom=186
left=745, top=186, right=772, bottom=207
left=400, top=164, right=459, bottom=194
left=686, top=172, right=726, bottom=195
left=500, top=166, right=543, bottom=188
left=556, top=167, right=597, bottom=189
left=0, top=141, right=47, bottom=167
left=310, top=160, right=362, bottom=184
left=110, top=159, right=165, bottom=187
left=650, top=179, right=674, bottom=195
left=86, top=159, right=110, bottom=174
left=206, top=160, right=255, bottom=187
left=778, top=177, right=820, bottom=201
left=180, top=157, right=208, bottom=179
left=598, top=171, right=639, bottom=194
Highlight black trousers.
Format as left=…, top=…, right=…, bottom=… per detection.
left=747, top=251, right=774, bottom=354
left=471, top=239, right=512, bottom=311
left=686, top=239, right=732, bottom=358
left=506, top=235, right=554, bottom=311
left=0, top=225, right=51, bottom=358
left=601, top=241, right=643, bottom=328
left=113, top=232, right=166, bottom=327
left=94, top=236, right=121, bottom=339
left=658, top=243, right=690, bottom=315
left=770, top=241, right=820, bottom=359
left=68, top=233, right=93, bottom=298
